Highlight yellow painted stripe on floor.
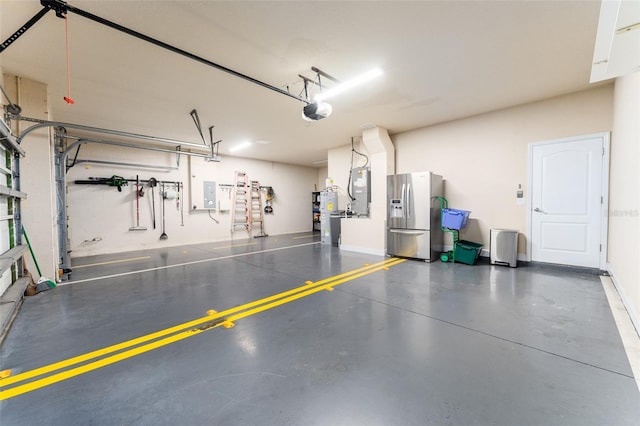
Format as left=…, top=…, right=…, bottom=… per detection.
left=0, top=258, right=405, bottom=400
left=0, top=258, right=399, bottom=388
left=0, top=321, right=227, bottom=400
left=72, top=256, right=151, bottom=269
left=226, top=258, right=407, bottom=322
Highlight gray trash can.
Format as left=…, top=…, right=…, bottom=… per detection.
left=490, top=229, right=518, bottom=267
left=329, top=212, right=342, bottom=246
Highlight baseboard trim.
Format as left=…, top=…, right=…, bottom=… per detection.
left=607, top=263, right=640, bottom=337
left=339, top=245, right=385, bottom=257
left=600, top=274, right=640, bottom=392
left=442, top=245, right=527, bottom=262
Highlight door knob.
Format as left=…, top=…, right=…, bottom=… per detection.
left=534, top=207, right=546, bottom=214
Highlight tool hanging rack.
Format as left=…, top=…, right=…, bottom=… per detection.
left=73, top=175, right=182, bottom=190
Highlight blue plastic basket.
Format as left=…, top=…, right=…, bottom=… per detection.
left=442, top=208, right=471, bottom=230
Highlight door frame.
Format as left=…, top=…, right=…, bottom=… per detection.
left=526, top=132, right=610, bottom=269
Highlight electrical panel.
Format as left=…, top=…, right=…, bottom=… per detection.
left=188, top=156, right=223, bottom=211
left=203, top=181, right=217, bottom=210
left=350, top=167, right=371, bottom=217
left=190, top=176, right=217, bottom=211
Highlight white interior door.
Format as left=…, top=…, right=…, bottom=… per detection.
left=530, top=135, right=606, bottom=268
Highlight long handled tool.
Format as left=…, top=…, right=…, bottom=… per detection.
left=179, top=182, right=184, bottom=226
left=129, top=175, right=147, bottom=231
left=22, top=227, right=56, bottom=292
left=149, top=177, right=157, bottom=229
left=160, top=183, right=168, bottom=240
left=74, top=175, right=128, bottom=192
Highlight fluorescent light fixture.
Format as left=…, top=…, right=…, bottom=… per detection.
left=228, top=141, right=252, bottom=153
left=314, top=67, right=383, bottom=102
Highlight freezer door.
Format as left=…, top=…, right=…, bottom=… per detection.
left=406, top=172, right=432, bottom=230
left=387, top=229, right=433, bottom=261
left=387, top=174, right=406, bottom=229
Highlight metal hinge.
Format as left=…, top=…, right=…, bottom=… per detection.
left=601, top=196, right=603, bottom=204
left=600, top=244, right=602, bottom=252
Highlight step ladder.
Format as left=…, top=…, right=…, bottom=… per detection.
left=250, top=181, right=267, bottom=238
left=231, top=171, right=250, bottom=233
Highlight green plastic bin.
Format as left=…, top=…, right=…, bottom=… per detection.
left=453, top=240, right=483, bottom=265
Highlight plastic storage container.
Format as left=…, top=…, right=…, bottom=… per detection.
left=454, top=240, right=483, bottom=265
left=441, top=208, right=471, bottom=230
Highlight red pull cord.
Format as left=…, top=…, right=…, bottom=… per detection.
left=63, top=13, right=75, bottom=105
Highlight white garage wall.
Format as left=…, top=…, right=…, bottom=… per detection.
left=66, top=142, right=318, bottom=258
left=316, top=167, right=328, bottom=192
left=392, top=84, right=614, bottom=255
left=608, top=72, right=640, bottom=331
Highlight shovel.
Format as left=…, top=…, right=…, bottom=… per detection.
left=160, top=183, right=168, bottom=240
left=129, top=175, right=147, bottom=231
left=149, top=177, right=157, bottom=229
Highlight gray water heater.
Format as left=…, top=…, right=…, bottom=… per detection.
left=320, top=191, right=339, bottom=245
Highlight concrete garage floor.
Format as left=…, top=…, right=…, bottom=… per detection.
left=1, top=233, right=639, bottom=425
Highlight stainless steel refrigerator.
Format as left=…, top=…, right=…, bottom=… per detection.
left=387, top=172, right=443, bottom=261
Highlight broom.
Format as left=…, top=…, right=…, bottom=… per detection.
left=22, top=227, right=56, bottom=292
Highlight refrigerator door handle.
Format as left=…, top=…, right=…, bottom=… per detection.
left=389, top=229, right=425, bottom=235
left=401, top=183, right=406, bottom=216
left=407, top=184, right=411, bottom=217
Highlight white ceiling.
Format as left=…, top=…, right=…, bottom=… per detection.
left=0, top=1, right=607, bottom=167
